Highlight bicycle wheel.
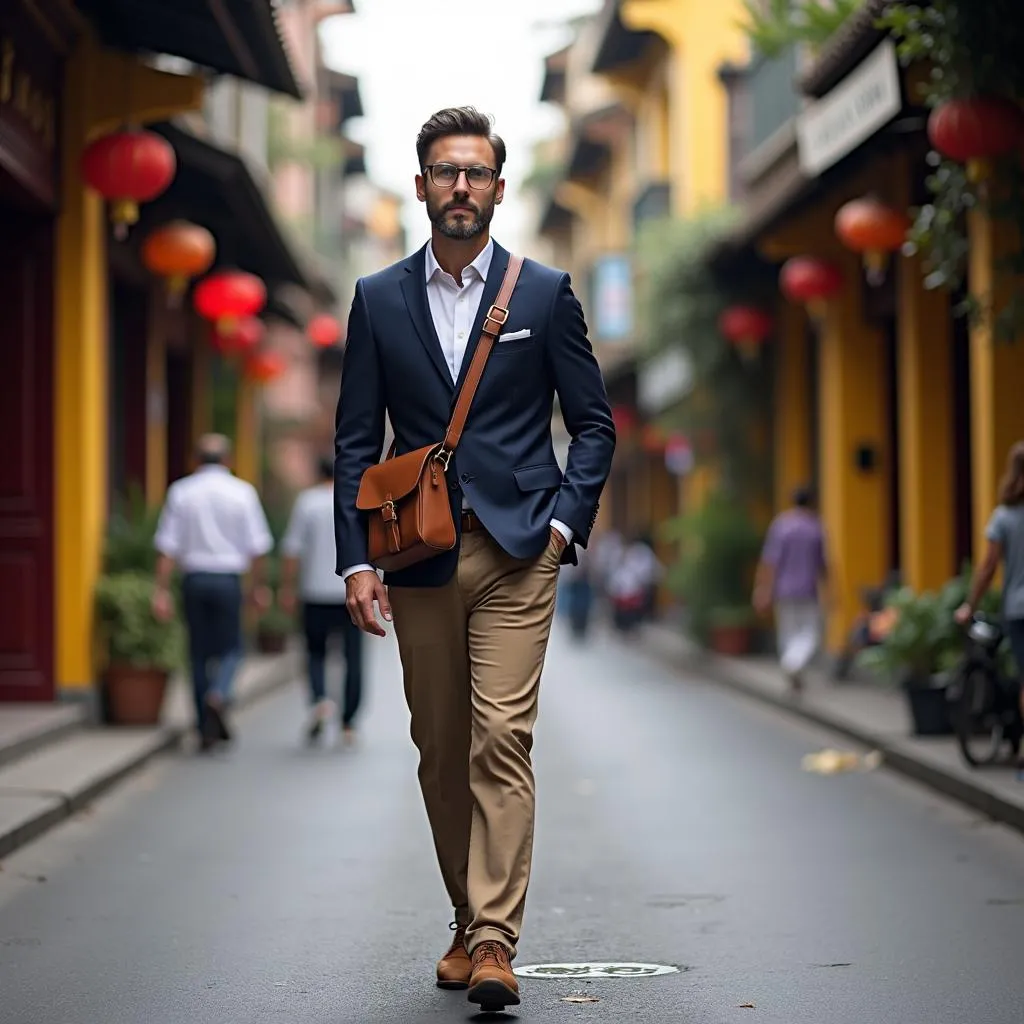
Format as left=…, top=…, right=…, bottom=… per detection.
left=951, top=665, right=1005, bottom=766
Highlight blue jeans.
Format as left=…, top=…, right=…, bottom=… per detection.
left=182, top=573, right=243, bottom=731
left=302, top=602, right=364, bottom=727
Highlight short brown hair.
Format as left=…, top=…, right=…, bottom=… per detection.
left=416, top=106, right=506, bottom=175
left=997, top=440, right=1024, bottom=506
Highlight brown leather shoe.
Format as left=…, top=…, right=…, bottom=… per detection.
left=467, top=940, right=520, bottom=1011
left=436, top=924, right=472, bottom=990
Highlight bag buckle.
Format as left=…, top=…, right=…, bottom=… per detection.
left=382, top=499, right=397, bottom=522
left=482, top=303, right=509, bottom=336
left=433, top=447, right=453, bottom=471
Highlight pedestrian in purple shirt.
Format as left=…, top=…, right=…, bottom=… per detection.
left=753, top=486, right=830, bottom=694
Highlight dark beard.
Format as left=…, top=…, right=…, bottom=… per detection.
left=427, top=195, right=494, bottom=240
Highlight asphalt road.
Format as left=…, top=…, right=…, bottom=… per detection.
left=1, top=621, right=1023, bottom=1024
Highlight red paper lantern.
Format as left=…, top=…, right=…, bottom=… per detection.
left=141, top=221, right=215, bottom=305
left=611, top=405, right=637, bottom=439
left=641, top=423, right=664, bottom=454
left=81, top=129, right=176, bottom=238
left=307, top=313, right=342, bottom=348
left=835, top=196, right=910, bottom=283
left=928, top=96, right=1024, bottom=182
left=244, top=351, right=286, bottom=384
left=214, top=316, right=264, bottom=356
left=718, top=305, right=773, bottom=361
left=194, top=270, right=267, bottom=335
left=780, top=257, right=844, bottom=319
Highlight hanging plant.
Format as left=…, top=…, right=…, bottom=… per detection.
left=879, top=0, right=1024, bottom=337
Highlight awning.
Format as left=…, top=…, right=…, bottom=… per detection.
left=567, top=103, right=632, bottom=180
left=540, top=45, right=569, bottom=104
left=77, top=0, right=303, bottom=99
left=142, top=122, right=333, bottom=301
left=321, top=69, right=364, bottom=125
left=591, top=0, right=660, bottom=74
left=343, top=138, right=367, bottom=178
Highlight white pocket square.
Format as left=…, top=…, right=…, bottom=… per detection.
left=498, top=328, right=532, bottom=342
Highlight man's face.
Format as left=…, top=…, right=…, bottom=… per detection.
left=416, top=135, right=504, bottom=240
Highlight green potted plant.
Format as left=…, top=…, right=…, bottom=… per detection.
left=255, top=604, right=294, bottom=654
left=665, top=491, right=763, bottom=655
left=95, top=572, right=185, bottom=725
left=857, top=587, right=955, bottom=736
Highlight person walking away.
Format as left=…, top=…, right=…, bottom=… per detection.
left=334, top=107, right=615, bottom=1012
left=560, top=544, right=594, bottom=641
left=753, top=485, right=830, bottom=695
left=152, top=434, right=273, bottom=750
left=955, top=439, right=1024, bottom=772
left=279, top=455, right=364, bottom=746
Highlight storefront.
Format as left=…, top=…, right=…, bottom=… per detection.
left=0, top=3, right=72, bottom=700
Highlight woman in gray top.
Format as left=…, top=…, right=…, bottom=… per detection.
left=956, top=441, right=1024, bottom=749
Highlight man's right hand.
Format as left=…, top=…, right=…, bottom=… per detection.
left=346, top=570, right=391, bottom=637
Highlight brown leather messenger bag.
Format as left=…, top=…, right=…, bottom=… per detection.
left=354, top=254, right=525, bottom=572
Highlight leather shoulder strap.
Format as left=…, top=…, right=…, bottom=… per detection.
left=440, top=254, right=524, bottom=455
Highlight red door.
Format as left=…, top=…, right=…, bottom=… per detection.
left=0, top=212, right=55, bottom=700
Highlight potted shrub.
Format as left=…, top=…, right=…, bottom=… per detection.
left=256, top=605, right=293, bottom=654
left=857, top=587, right=954, bottom=736
left=665, top=491, right=762, bottom=653
left=95, top=572, right=185, bottom=725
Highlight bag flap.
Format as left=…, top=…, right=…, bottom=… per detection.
left=356, top=444, right=441, bottom=510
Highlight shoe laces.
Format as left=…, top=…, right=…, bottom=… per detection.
left=474, top=940, right=508, bottom=967
left=445, top=921, right=467, bottom=957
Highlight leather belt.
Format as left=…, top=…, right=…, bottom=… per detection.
left=461, top=510, right=486, bottom=533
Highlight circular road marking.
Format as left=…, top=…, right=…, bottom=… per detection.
left=514, top=962, right=682, bottom=980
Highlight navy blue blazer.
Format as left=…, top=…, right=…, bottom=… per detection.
left=333, top=240, right=616, bottom=588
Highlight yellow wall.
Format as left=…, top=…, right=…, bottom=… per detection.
left=621, top=0, right=749, bottom=214
left=968, top=207, right=1024, bottom=558
left=774, top=299, right=812, bottom=511
left=54, top=31, right=202, bottom=691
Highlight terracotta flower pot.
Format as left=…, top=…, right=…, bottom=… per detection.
left=708, top=623, right=753, bottom=657
left=256, top=628, right=288, bottom=654
left=105, top=664, right=169, bottom=725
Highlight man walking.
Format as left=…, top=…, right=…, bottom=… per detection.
left=279, top=455, right=364, bottom=746
left=334, top=107, right=615, bottom=1011
left=753, top=484, right=830, bottom=695
left=153, top=434, right=273, bottom=750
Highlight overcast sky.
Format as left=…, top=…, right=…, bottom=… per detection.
left=320, top=0, right=602, bottom=253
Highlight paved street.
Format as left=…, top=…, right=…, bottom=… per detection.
left=1, top=623, right=1022, bottom=1024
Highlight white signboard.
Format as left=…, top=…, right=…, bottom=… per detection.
left=797, top=40, right=902, bottom=177
left=638, top=348, right=694, bottom=415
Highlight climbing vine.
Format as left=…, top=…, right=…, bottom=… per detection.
left=880, top=1, right=1024, bottom=336
left=740, top=0, right=862, bottom=58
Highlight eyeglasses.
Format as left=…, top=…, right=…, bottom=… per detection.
left=424, top=163, right=497, bottom=190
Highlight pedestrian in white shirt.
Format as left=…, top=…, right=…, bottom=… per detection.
left=152, top=434, right=273, bottom=750
left=279, top=456, right=365, bottom=746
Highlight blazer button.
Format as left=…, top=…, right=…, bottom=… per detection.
left=460, top=472, right=473, bottom=484
left=449, top=479, right=459, bottom=491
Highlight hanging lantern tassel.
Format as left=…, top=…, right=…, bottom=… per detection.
left=862, top=249, right=888, bottom=287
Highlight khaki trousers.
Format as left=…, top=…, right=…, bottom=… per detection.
left=388, top=529, right=561, bottom=958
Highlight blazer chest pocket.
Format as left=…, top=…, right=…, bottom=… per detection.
left=513, top=464, right=563, bottom=492
left=493, top=334, right=537, bottom=355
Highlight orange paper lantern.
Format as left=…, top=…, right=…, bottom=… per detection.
left=141, top=221, right=215, bottom=304
left=834, top=196, right=910, bottom=283
left=244, top=351, right=286, bottom=384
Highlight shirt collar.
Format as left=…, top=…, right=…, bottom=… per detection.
left=425, top=239, right=494, bottom=286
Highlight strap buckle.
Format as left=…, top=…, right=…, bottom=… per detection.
left=433, top=447, right=453, bottom=471
left=482, top=303, right=509, bottom=337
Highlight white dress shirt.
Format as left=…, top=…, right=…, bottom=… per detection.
left=154, top=465, right=273, bottom=574
left=341, top=241, right=571, bottom=580
left=281, top=484, right=348, bottom=603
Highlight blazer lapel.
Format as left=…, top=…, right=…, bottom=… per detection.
left=454, top=241, right=511, bottom=395
left=400, top=245, right=453, bottom=390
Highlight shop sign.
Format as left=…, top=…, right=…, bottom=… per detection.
left=591, top=253, right=632, bottom=342
left=638, top=348, right=693, bottom=415
left=796, top=40, right=902, bottom=178
left=0, top=7, right=61, bottom=208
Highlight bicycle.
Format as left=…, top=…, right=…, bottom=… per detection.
left=947, top=614, right=1023, bottom=768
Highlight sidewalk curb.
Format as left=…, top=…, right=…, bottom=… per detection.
left=652, top=638, right=1024, bottom=837
left=0, top=651, right=300, bottom=861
